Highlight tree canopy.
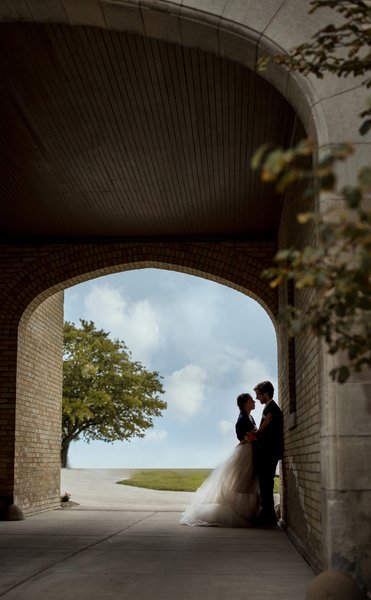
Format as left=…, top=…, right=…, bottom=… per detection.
left=62, top=320, right=166, bottom=467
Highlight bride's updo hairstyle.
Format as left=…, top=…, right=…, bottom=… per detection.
left=237, top=393, right=252, bottom=412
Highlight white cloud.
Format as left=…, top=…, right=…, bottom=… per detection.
left=186, top=345, right=276, bottom=400
left=240, top=357, right=270, bottom=383
left=239, top=357, right=277, bottom=396
left=83, top=284, right=161, bottom=365
left=144, top=429, right=168, bottom=443
left=126, top=299, right=161, bottom=364
left=156, top=286, right=222, bottom=362
left=217, top=420, right=234, bottom=435
left=165, top=364, right=207, bottom=421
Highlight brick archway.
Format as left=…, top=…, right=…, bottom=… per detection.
left=1, top=1, right=369, bottom=592
left=0, top=9, right=323, bottom=579
left=3, top=241, right=278, bottom=325
left=1, top=240, right=277, bottom=515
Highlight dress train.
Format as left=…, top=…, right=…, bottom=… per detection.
left=180, top=442, right=260, bottom=527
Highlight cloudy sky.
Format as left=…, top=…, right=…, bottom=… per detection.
left=64, top=268, right=278, bottom=469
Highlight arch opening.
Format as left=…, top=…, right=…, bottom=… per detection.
left=62, top=267, right=278, bottom=470
left=14, top=258, right=279, bottom=513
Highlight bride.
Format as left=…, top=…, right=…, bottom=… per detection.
left=180, top=393, right=269, bottom=527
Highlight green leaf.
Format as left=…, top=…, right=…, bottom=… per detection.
left=296, top=273, right=316, bottom=288
left=251, top=144, right=275, bottom=170
left=342, top=185, right=361, bottom=208
left=359, top=118, right=371, bottom=136
left=320, top=172, right=336, bottom=190
left=263, top=149, right=286, bottom=179
left=297, top=212, right=313, bottom=224
left=275, top=249, right=292, bottom=261
left=257, top=55, right=270, bottom=72
left=337, top=366, right=350, bottom=383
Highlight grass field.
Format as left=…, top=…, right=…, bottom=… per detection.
left=117, top=469, right=281, bottom=493
left=117, top=469, right=212, bottom=492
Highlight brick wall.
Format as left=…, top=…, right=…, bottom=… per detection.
left=15, top=293, right=64, bottom=514
left=277, top=169, right=323, bottom=571
left=0, top=240, right=277, bottom=515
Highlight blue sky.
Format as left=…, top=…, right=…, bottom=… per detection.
left=64, top=268, right=278, bottom=469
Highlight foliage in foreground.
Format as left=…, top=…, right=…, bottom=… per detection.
left=258, top=0, right=371, bottom=135
left=62, top=320, right=166, bottom=467
left=252, top=141, right=371, bottom=383
left=254, top=0, right=371, bottom=383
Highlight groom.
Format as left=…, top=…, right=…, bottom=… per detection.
left=248, top=380, right=283, bottom=527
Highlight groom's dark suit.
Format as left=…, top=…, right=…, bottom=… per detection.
left=255, top=400, right=283, bottom=525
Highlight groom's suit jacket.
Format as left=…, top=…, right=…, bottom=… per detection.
left=257, top=400, right=283, bottom=461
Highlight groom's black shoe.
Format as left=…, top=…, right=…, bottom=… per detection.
left=251, top=511, right=277, bottom=528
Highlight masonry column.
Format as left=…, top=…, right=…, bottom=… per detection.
left=320, top=350, right=371, bottom=593
left=0, top=320, right=18, bottom=517
left=14, top=293, right=64, bottom=515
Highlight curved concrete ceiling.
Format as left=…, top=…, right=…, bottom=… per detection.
left=0, top=23, right=301, bottom=240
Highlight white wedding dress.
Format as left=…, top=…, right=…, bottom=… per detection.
left=180, top=441, right=260, bottom=527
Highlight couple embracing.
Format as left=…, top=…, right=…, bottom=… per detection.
left=180, top=380, right=283, bottom=528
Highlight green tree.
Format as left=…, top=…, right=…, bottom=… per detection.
left=253, top=0, right=371, bottom=382
left=62, top=320, right=166, bottom=467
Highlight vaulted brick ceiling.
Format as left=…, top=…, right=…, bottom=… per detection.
left=0, top=23, right=300, bottom=240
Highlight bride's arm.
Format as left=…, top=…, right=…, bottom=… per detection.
left=239, top=422, right=257, bottom=444
left=245, top=413, right=272, bottom=441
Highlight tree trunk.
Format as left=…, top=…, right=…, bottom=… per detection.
left=61, top=440, right=70, bottom=468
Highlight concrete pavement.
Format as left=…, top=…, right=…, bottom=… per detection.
left=60, top=468, right=194, bottom=511
left=0, top=470, right=315, bottom=599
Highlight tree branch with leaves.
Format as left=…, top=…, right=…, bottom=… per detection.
left=253, top=141, right=371, bottom=382
left=258, top=0, right=371, bottom=134
left=253, top=0, right=371, bottom=383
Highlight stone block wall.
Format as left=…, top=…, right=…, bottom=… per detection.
left=277, top=157, right=371, bottom=595
left=15, top=292, right=64, bottom=514
left=320, top=355, right=371, bottom=591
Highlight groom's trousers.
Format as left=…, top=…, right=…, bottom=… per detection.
left=256, top=454, right=278, bottom=523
